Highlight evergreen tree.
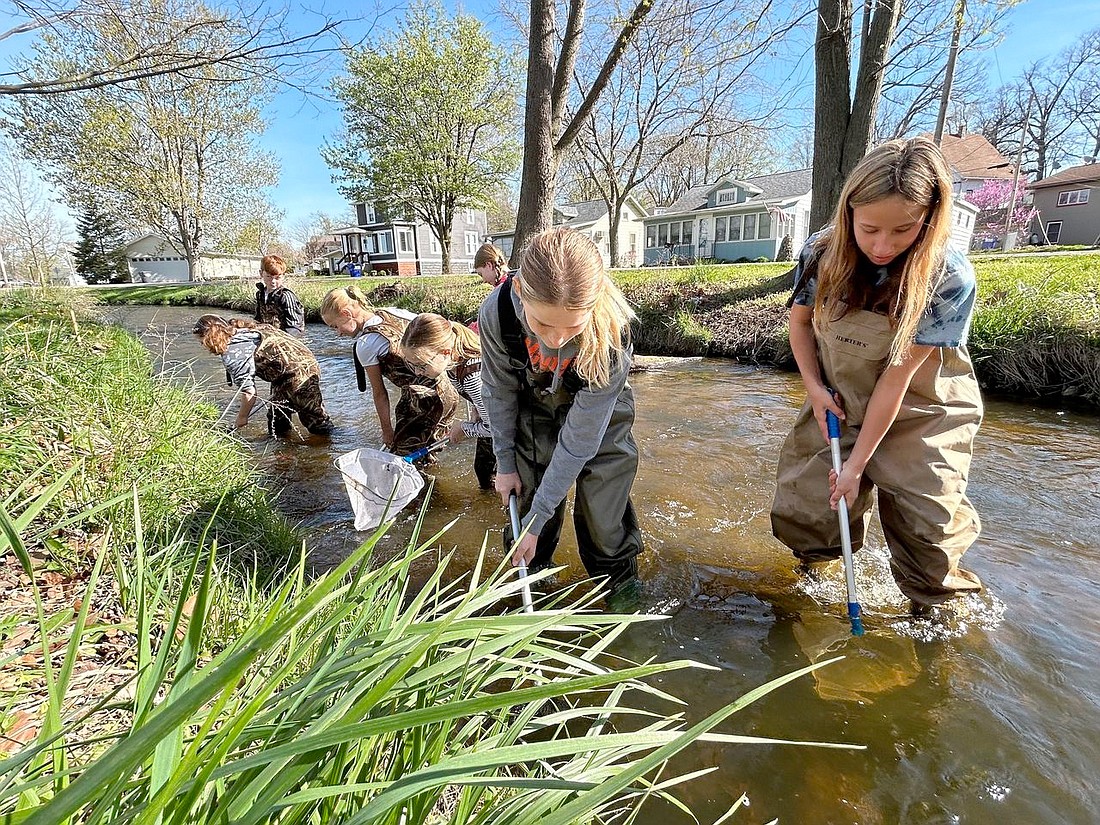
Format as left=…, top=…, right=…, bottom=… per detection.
left=74, top=199, right=128, bottom=283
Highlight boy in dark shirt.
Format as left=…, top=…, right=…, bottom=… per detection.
left=255, top=254, right=305, bottom=336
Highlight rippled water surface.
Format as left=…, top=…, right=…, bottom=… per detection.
left=109, top=304, right=1100, bottom=824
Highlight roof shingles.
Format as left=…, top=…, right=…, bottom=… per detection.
left=1030, top=163, right=1100, bottom=189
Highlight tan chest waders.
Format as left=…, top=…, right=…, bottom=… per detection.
left=770, top=305, right=983, bottom=606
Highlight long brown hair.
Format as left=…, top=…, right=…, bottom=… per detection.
left=320, top=285, right=409, bottom=339
left=473, top=243, right=507, bottom=273
left=399, top=313, right=481, bottom=363
left=516, top=227, right=634, bottom=387
left=813, top=136, right=953, bottom=364
left=192, top=314, right=236, bottom=355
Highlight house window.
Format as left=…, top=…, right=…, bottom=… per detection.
left=669, top=222, right=681, bottom=245
left=429, top=232, right=440, bottom=254
left=630, top=233, right=638, bottom=254
left=658, top=223, right=668, bottom=246
left=464, top=208, right=476, bottom=223
left=374, top=231, right=393, bottom=255
left=646, top=225, right=657, bottom=248
left=397, top=227, right=414, bottom=253
left=681, top=220, right=693, bottom=245
left=715, top=217, right=727, bottom=242
left=744, top=213, right=757, bottom=240
left=716, top=189, right=738, bottom=205
left=1057, top=189, right=1090, bottom=206
left=464, top=231, right=478, bottom=256
left=728, top=215, right=742, bottom=242
left=1046, top=221, right=1062, bottom=243
left=758, top=210, right=771, bottom=239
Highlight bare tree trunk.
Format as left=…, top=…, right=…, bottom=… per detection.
left=933, top=0, right=966, bottom=143
left=608, top=202, right=621, bottom=267
left=810, top=0, right=900, bottom=232
left=512, top=0, right=654, bottom=268
left=441, top=231, right=452, bottom=275
left=810, top=0, right=854, bottom=232
left=511, top=0, right=559, bottom=267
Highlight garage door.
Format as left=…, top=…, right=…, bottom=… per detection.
left=131, top=257, right=190, bottom=283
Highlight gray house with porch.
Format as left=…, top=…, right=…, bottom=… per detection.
left=328, top=202, right=488, bottom=276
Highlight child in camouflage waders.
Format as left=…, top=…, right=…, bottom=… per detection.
left=254, top=255, right=305, bottom=336
left=770, top=136, right=984, bottom=615
left=477, top=228, right=644, bottom=603
left=193, top=315, right=333, bottom=437
left=320, top=286, right=458, bottom=456
left=399, top=312, right=497, bottom=490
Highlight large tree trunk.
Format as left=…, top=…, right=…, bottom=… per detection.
left=809, top=0, right=900, bottom=232
left=511, top=0, right=559, bottom=268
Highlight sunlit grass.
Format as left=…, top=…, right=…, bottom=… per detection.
left=72, top=250, right=1100, bottom=405
left=0, top=288, right=298, bottom=572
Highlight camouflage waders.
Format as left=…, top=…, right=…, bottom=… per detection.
left=253, top=325, right=334, bottom=436
left=353, top=316, right=459, bottom=456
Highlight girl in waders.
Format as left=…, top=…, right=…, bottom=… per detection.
left=399, top=313, right=497, bottom=490
left=321, top=286, right=459, bottom=456
left=770, top=136, right=984, bottom=615
left=478, top=227, right=644, bottom=604
left=192, top=315, right=333, bottom=437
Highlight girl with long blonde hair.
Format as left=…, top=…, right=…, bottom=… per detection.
left=321, top=285, right=458, bottom=455
left=771, top=136, right=984, bottom=615
left=477, top=227, right=643, bottom=605
left=399, top=313, right=496, bottom=489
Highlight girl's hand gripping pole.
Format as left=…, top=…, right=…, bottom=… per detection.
left=508, top=494, right=534, bottom=613
left=402, top=438, right=450, bottom=463
left=826, top=410, right=865, bottom=636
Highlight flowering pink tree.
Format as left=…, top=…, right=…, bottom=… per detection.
left=966, top=179, right=1038, bottom=240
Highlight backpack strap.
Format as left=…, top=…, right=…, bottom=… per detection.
left=452, top=357, right=481, bottom=382
left=785, top=254, right=819, bottom=309
left=496, top=277, right=530, bottom=368
left=352, top=342, right=367, bottom=392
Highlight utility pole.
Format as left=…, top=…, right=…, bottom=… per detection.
left=1004, top=92, right=1035, bottom=247
left=934, top=0, right=967, bottom=144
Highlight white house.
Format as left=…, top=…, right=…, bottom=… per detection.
left=489, top=196, right=650, bottom=267
left=934, top=132, right=1016, bottom=201
left=120, top=234, right=261, bottom=283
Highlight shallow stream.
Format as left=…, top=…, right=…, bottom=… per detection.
left=108, top=304, right=1100, bottom=824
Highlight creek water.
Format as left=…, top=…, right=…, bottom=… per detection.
left=107, top=304, right=1100, bottom=824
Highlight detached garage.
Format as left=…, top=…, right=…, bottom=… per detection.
left=121, top=234, right=261, bottom=283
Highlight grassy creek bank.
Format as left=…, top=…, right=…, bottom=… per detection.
left=92, top=252, right=1100, bottom=408
left=1, top=289, right=846, bottom=822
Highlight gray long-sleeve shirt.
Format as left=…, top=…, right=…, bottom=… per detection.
left=477, top=282, right=632, bottom=536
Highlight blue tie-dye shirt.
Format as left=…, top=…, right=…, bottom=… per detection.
left=790, top=234, right=977, bottom=348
